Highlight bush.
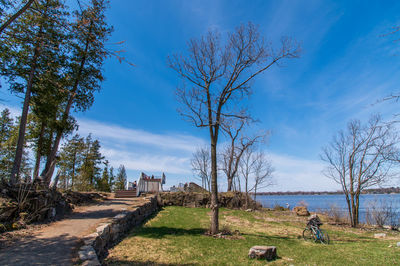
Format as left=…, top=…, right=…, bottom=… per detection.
left=327, top=204, right=346, bottom=223
left=365, top=199, right=399, bottom=228
left=273, top=204, right=286, bottom=211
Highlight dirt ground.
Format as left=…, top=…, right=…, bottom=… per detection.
left=0, top=196, right=148, bottom=266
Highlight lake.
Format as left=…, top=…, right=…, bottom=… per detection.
left=255, top=194, right=400, bottom=224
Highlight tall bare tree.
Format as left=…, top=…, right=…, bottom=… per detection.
left=169, top=23, right=299, bottom=233
left=321, top=115, right=399, bottom=227
left=191, top=146, right=211, bottom=191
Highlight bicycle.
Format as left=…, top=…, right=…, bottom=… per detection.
left=303, top=221, right=330, bottom=244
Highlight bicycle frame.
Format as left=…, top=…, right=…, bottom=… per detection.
left=310, top=225, right=321, bottom=240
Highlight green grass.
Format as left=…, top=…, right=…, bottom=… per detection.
left=105, top=206, right=400, bottom=265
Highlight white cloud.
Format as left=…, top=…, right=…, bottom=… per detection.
left=0, top=104, right=21, bottom=118
left=101, top=147, right=191, bottom=175
left=0, top=103, right=342, bottom=191
left=268, top=153, right=340, bottom=192
left=78, top=118, right=205, bottom=152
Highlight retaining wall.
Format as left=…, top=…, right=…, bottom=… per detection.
left=158, top=192, right=261, bottom=209
left=77, top=196, right=158, bottom=265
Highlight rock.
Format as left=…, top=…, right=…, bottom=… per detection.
left=397, top=242, right=400, bottom=247
left=78, top=246, right=97, bottom=260
left=374, top=233, right=386, bottom=238
left=96, top=224, right=110, bottom=242
left=83, top=233, right=98, bottom=246
left=248, top=246, right=277, bottom=261
left=293, top=206, right=310, bottom=216
left=81, top=258, right=101, bottom=266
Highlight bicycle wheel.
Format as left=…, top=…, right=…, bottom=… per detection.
left=302, top=228, right=316, bottom=242
left=319, top=229, right=330, bottom=244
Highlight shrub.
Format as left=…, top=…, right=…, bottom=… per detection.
left=365, top=199, right=399, bottom=228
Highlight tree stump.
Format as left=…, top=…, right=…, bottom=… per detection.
left=248, top=246, right=277, bottom=261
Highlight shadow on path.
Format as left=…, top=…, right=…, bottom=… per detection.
left=0, top=234, right=79, bottom=266
left=0, top=197, right=141, bottom=265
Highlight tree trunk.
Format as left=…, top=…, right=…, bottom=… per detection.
left=71, top=151, right=76, bottom=189
left=0, top=0, right=35, bottom=35
left=344, top=194, right=352, bottom=226
left=227, top=177, right=233, bottom=192
left=51, top=170, right=61, bottom=190
left=10, top=46, right=40, bottom=184
left=210, top=135, right=219, bottom=234
left=33, top=121, right=46, bottom=180
left=42, top=21, right=92, bottom=186
left=350, top=193, right=357, bottom=227
left=355, top=192, right=360, bottom=227
left=245, top=178, right=249, bottom=209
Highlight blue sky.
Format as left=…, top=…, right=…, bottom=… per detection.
left=2, top=0, right=400, bottom=191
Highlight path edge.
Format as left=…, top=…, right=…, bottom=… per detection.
left=77, top=196, right=158, bottom=266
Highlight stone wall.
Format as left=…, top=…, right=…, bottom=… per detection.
left=78, top=196, right=158, bottom=266
left=0, top=187, right=106, bottom=231
left=158, top=192, right=261, bottom=209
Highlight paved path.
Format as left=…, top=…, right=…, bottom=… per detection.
left=0, top=197, right=146, bottom=266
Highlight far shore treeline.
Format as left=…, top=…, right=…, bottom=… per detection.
left=253, top=187, right=400, bottom=196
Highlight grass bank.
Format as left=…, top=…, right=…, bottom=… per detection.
left=105, top=206, right=400, bottom=265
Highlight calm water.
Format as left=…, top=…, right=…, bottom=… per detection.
left=255, top=194, right=400, bottom=224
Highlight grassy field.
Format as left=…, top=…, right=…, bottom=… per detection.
left=104, top=206, right=400, bottom=265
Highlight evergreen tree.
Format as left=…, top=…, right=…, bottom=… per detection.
left=0, top=0, right=69, bottom=184
left=76, top=134, right=103, bottom=191
left=58, top=134, right=85, bottom=190
left=97, top=160, right=111, bottom=192
left=0, top=109, right=14, bottom=181
left=109, top=166, right=115, bottom=191
left=0, top=109, right=31, bottom=182
left=114, top=165, right=127, bottom=190
left=42, top=0, right=112, bottom=184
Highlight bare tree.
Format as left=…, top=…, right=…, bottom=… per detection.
left=191, top=146, right=211, bottom=191
left=252, top=151, right=274, bottom=202
left=321, top=115, right=399, bottom=227
left=239, top=147, right=273, bottom=207
left=221, top=119, right=267, bottom=192
left=240, top=147, right=256, bottom=208
left=169, top=22, right=299, bottom=234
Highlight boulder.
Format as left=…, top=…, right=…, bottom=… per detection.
left=293, top=206, right=310, bottom=216
left=374, top=233, right=386, bottom=239
left=248, top=246, right=277, bottom=261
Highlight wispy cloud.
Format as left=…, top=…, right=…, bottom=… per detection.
left=268, top=153, right=339, bottom=191
left=78, top=119, right=206, bottom=153
left=101, top=147, right=191, bottom=175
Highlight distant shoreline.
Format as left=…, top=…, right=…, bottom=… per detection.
left=254, top=187, right=400, bottom=196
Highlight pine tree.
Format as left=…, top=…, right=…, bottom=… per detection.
left=0, top=0, right=69, bottom=184
left=0, top=109, right=14, bottom=181
left=58, top=134, right=85, bottom=190
left=0, top=109, right=31, bottom=182
left=42, top=0, right=113, bottom=184
left=97, top=160, right=111, bottom=192
left=76, top=135, right=103, bottom=191
left=109, top=166, right=115, bottom=191
left=114, top=165, right=127, bottom=190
